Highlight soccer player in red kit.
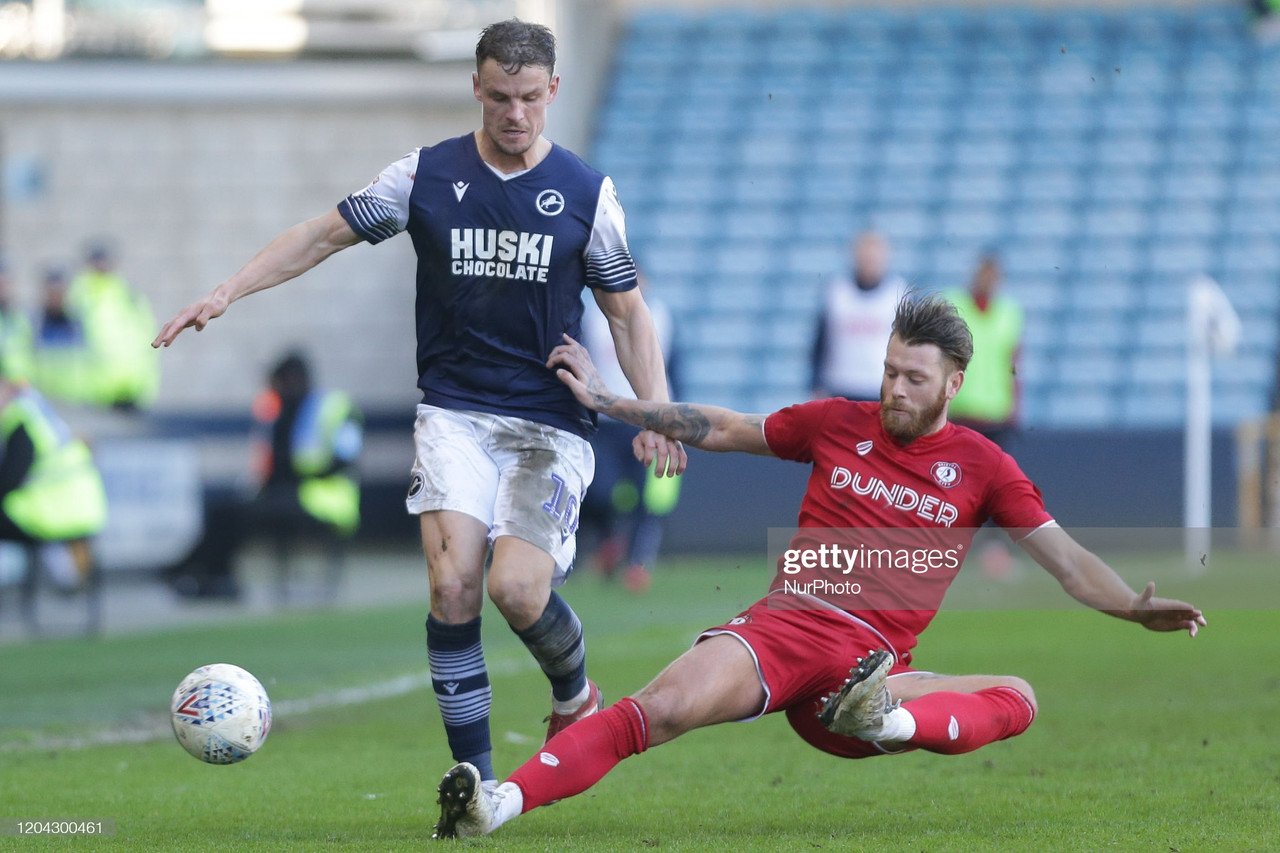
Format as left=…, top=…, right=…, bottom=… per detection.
left=432, top=294, right=1206, bottom=838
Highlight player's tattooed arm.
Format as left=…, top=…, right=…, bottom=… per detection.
left=550, top=335, right=772, bottom=455
left=635, top=403, right=713, bottom=445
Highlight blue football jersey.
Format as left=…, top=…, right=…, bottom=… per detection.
left=338, top=133, right=637, bottom=437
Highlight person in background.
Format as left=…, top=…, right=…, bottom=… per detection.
left=810, top=229, right=908, bottom=402
left=0, top=373, right=107, bottom=592
left=66, top=242, right=159, bottom=411
left=166, top=351, right=362, bottom=600
left=944, top=251, right=1023, bottom=449
left=578, top=269, right=681, bottom=593
left=0, top=258, right=34, bottom=383
left=32, top=267, right=93, bottom=405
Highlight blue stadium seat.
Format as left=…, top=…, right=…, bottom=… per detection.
left=1119, top=390, right=1184, bottom=427
left=869, top=169, right=944, bottom=207
left=1220, top=236, right=1280, bottom=275
left=1021, top=133, right=1090, bottom=169
left=1010, top=203, right=1078, bottom=242
left=1092, top=134, right=1162, bottom=169
left=1065, top=278, right=1140, bottom=314
left=1075, top=240, right=1143, bottom=279
left=1211, top=388, right=1267, bottom=426
left=1045, top=389, right=1118, bottom=427
left=1086, top=169, right=1155, bottom=204
left=866, top=207, right=935, bottom=244
left=938, top=205, right=1005, bottom=244
left=946, top=170, right=1011, bottom=206
left=950, top=137, right=1019, bottom=171
left=1054, top=351, right=1124, bottom=390
left=1003, top=240, right=1072, bottom=281
left=1157, top=167, right=1228, bottom=205
left=1010, top=280, right=1064, bottom=315
left=1061, top=313, right=1129, bottom=354
left=1082, top=205, right=1149, bottom=241
left=1147, top=239, right=1215, bottom=277
left=1015, top=169, right=1083, bottom=206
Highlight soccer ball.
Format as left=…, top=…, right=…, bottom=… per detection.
left=170, top=663, right=272, bottom=765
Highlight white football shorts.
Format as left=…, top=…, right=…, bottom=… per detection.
left=406, top=404, right=595, bottom=581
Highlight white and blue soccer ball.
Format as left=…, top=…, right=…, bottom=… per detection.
left=170, top=663, right=272, bottom=765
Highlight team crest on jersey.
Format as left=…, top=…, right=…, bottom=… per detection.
left=856, top=440, right=873, bottom=457
left=536, top=189, right=565, bottom=216
left=931, top=462, right=962, bottom=489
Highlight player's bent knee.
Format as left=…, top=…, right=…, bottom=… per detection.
left=631, top=684, right=697, bottom=746
left=485, top=573, right=547, bottom=624
left=428, top=574, right=483, bottom=620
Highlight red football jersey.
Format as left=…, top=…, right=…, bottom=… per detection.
left=763, top=398, right=1054, bottom=659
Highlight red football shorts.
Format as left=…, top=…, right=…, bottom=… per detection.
left=697, top=595, right=918, bottom=759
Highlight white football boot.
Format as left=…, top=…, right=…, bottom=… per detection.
left=817, top=649, right=898, bottom=740
left=432, top=763, right=496, bottom=839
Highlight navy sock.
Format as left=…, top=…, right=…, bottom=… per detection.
left=513, top=590, right=587, bottom=702
left=426, top=614, right=495, bottom=780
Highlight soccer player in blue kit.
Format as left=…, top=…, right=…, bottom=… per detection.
left=154, top=19, right=684, bottom=790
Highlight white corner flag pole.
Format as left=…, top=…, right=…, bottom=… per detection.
left=1185, top=275, right=1241, bottom=570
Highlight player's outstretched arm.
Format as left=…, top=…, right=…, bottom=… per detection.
left=548, top=334, right=773, bottom=456
left=1018, top=524, right=1207, bottom=636
left=592, top=287, right=687, bottom=477
left=152, top=209, right=360, bottom=348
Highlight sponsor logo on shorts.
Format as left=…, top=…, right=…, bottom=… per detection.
left=408, top=472, right=424, bottom=500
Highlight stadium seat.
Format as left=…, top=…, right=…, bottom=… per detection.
left=1045, top=390, right=1117, bottom=427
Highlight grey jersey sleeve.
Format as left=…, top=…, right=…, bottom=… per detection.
left=337, top=150, right=417, bottom=245
left=584, top=176, right=638, bottom=292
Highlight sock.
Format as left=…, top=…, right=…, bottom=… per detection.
left=512, top=590, right=587, bottom=703
left=508, top=697, right=649, bottom=812
left=488, top=782, right=524, bottom=832
left=552, top=682, right=592, bottom=716
left=427, top=614, right=495, bottom=780
left=899, top=686, right=1036, bottom=755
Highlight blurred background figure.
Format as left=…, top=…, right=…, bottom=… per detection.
left=32, top=266, right=91, bottom=404
left=166, top=350, right=363, bottom=601
left=946, top=250, right=1025, bottom=579
left=0, top=256, right=34, bottom=383
left=810, top=229, right=908, bottom=402
left=944, top=251, right=1024, bottom=449
left=0, top=373, right=107, bottom=593
left=1252, top=0, right=1280, bottom=42
left=64, top=241, right=159, bottom=411
left=578, top=270, right=680, bottom=593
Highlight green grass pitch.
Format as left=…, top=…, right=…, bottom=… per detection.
left=1, top=554, right=1276, bottom=850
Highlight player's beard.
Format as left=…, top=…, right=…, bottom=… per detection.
left=879, top=386, right=948, bottom=443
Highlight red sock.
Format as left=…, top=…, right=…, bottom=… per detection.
left=904, top=687, right=1036, bottom=755
left=509, top=697, right=649, bottom=813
